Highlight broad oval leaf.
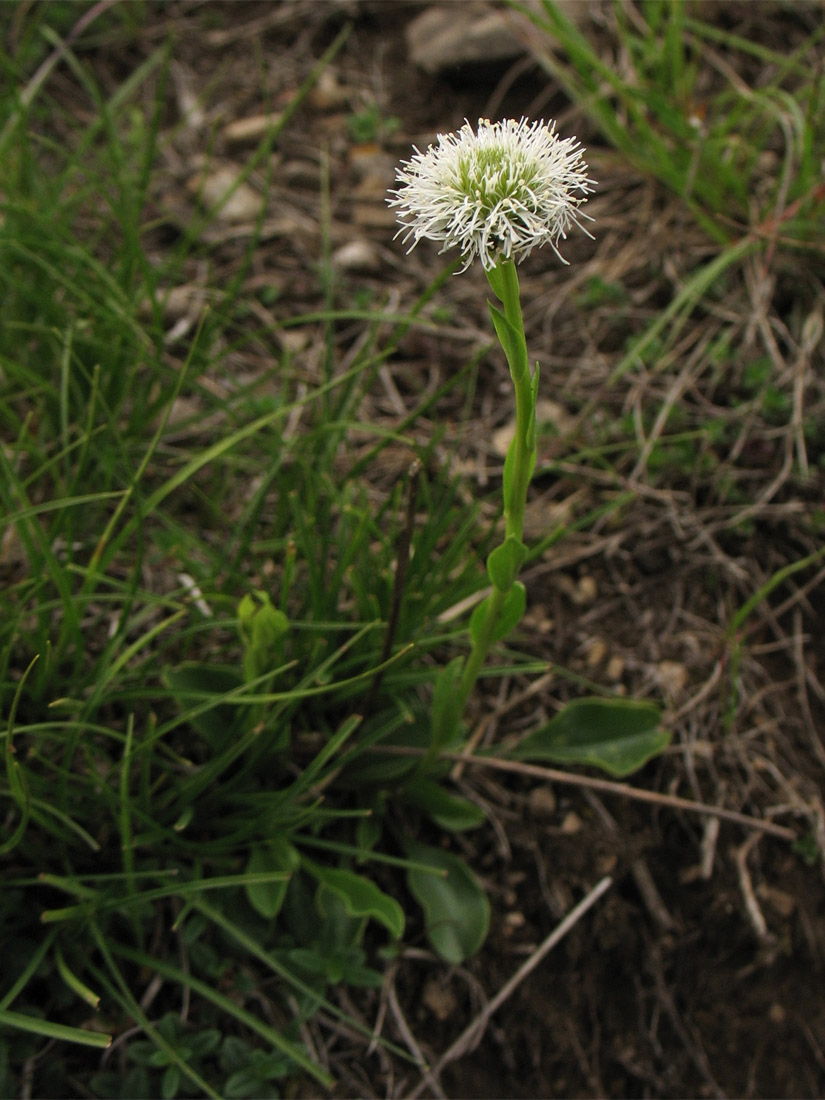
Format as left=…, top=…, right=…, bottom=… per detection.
left=245, top=837, right=300, bottom=919
left=337, top=710, right=429, bottom=786
left=486, top=536, right=527, bottom=591
left=512, top=697, right=669, bottom=777
left=303, top=862, right=404, bottom=940
left=163, top=663, right=244, bottom=747
left=402, top=777, right=486, bottom=832
left=405, top=841, right=490, bottom=963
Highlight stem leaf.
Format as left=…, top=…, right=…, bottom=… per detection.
left=494, top=581, right=526, bottom=642
left=486, top=536, right=527, bottom=591
left=470, top=583, right=526, bottom=648
left=485, top=263, right=505, bottom=301
left=488, top=302, right=529, bottom=383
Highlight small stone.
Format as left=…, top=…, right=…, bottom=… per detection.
left=597, top=852, right=618, bottom=875
left=422, top=978, right=457, bottom=1022
left=331, top=240, right=381, bottom=274
left=187, top=165, right=262, bottom=222
left=351, top=202, right=397, bottom=229
left=349, top=145, right=395, bottom=185
left=656, top=660, right=688, bottom=697
left=223, top=113, right=283, bottom=144
left=560, top=811, right=583, bottom=835
left=492, top=419, right=515, bottom=458
left=276, top=329, right=311, bottom=354
left=1, top=523, right=27, bottom=572
left=585, top=638, right=607, bottom=667
left=503, top=910, right=526, bottom=933
left=308, top=69, right=351, bottom=111
left=757, top=885, right=796, bottom=919
left=535, top=398, right=578, bottom=437
left=607, top=655, right=626, bottom=681
left=576, top=575, right=597, bottom=604
left=528, top=786, right=557, bottom=817
left=406, top=4, right=524, bottom=75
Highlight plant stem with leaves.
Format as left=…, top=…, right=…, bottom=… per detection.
left=388, top=117, right=594, bottom=748
left=454, top=259, right=537, bottom=719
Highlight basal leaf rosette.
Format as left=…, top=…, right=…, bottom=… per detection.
left=388, top=117, right=595, bottom=271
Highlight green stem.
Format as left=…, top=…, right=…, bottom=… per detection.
left=454, top=259, right=536, bottom=717
left=498, top=259, right=533, bottom=542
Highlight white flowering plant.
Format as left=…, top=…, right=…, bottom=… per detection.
left=390, top=117, right=593, bottom=272
left=391, top=118, right=669, bottom=772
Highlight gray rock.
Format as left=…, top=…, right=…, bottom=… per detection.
left=406, top=4, right=524, bottom=74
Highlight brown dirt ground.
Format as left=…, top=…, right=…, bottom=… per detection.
left=45, top=1, right=825, bottom=1096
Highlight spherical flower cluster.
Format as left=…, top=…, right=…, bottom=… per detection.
left=389, top=117, right=595, bottom=272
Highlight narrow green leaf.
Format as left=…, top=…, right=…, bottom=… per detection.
left=55, top=945, right=101, bottom=1008
left=431, top=655, right=464, bottom=751
left=502, top=432, right=516, bottom=515
left=485, top=263, right=505, bottom=301
left=405, top=842, right=490, bottom=963
left=527, top=362, right=540, bottom=450
left=729, top=545, right=825, bottom=636
left=469, top=593, right=493, bottom=650
left=0, top=1009, right=111, bottom=1048
left=512, top=697, right=669, bottom=777
left=0, top=652, right=37, bottom=856
left=488, top=301, right=528, bottom=382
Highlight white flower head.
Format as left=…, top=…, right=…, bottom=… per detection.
left=389, top=117, right=595, bottom=272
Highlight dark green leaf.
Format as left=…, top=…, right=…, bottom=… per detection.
left=303, top=863, right=404, bottom=940
left=468, top=593, right=492, bottom=650
left=405, top=841, right=490, bottom=963
left=403, top=777, right=486, bottom=831
left=431, top=655, right=464, bottom=751
left=485, top=263, right=505, bottom=301
left=245, top=838, right=300, bottom=920
left=162, top=663, right=244, bottom=746
left=486, top=536, right=527, bottom=591
left=512, top=697, right=669, bottom=777
left=488, top=302, right=528, bottom=383
left=238, top=590, right=289, bottom=682
left=338, top=713, right=429, bottom=785
left=493, top=582, right=526, bottom=643
left=161, top=1065, right=179, bottom=1100
left=469, top=583, right=526, bottom=650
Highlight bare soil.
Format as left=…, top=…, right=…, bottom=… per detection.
left=48, top=2, right=825, bottom=1096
